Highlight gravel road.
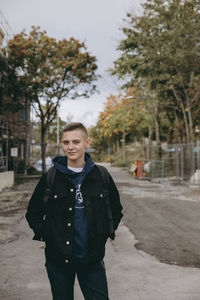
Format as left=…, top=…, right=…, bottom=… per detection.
left=108, top=165, right=200, bottom=268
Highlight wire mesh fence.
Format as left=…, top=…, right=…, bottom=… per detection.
left=130, top=142, right=200, bottom=185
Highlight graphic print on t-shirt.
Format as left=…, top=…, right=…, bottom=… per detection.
left=75, top=184, right=84, bottom=208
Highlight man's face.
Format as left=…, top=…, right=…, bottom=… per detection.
left=61, top=129, right=90, bottom=166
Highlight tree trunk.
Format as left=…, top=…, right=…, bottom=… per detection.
left=176, top=96, right=190, bottom=143
left=24, top=97, right=30, bottom=174
left=174, top=111, right=182, bottom=143
left=154, top=105, right=162, bottom=159
left=41, top=124, right=47, bottom=174
left=147, top=126, right=152, bottom=160
left=187, top=101, right=193, bottom=142
left=172, top=86, right=190, bottom=143
left=115, top=138, right=120, bottom=153
left=181, top=104, right=190, bottom=143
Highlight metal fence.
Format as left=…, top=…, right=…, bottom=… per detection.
left=0, top=156, right=7, bottom=172
left=131, top=142, right=200, bottom=185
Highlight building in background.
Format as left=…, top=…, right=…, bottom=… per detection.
left=0, top=20, right=30, bottom=174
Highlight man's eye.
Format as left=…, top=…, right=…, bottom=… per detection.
left=63, top=141, right=69, bottom=145
left=74, top=141, right=80, bottom=144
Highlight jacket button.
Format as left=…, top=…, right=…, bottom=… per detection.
left=54, top=195, right=58, bottom=199
left=100, top=194, right=103, bottom=198
left=67, top=223, right=71, bottom=227
left=65, top=259, right=69, bottom=263
left=69, top=207, right=72, bottom=211
left=66, top=241, right=70, bottom=245
left=70, top=188, right=74, bottom=192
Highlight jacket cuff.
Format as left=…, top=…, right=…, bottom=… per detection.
left=32, top=222, right=45, bottom=241
left=33, top=234, right=45, bottom=242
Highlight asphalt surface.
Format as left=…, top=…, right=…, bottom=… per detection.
left=1, top=164, right=200, bottom=299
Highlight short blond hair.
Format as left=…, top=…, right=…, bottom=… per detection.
left=62, top=122, right=88, bottom=137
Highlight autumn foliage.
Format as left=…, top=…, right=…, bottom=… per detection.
left=3, top=26, right=98, bottom=172
left=90, top=88, right=154, bottom=158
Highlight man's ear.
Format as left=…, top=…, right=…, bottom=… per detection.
left=87, top=137, right=91, bottom=147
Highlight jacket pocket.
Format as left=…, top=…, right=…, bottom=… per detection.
left=91, top=192, right=108, bottom=236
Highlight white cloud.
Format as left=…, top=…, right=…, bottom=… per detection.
left=59, top=95, right=106, bottom=128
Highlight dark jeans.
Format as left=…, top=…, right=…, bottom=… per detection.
left=45, top=260, right=109, bottom=300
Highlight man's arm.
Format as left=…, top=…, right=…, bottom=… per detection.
left=25, top=173, right=47, bottom=241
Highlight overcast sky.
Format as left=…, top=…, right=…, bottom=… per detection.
left=1, top=0, right=143, bottom=127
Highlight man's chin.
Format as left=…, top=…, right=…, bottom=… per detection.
left=67, top=154, right=79, bottom=161
left=67, top=156, right=77, bottom=160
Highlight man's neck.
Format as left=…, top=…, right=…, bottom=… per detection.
left=67, top=159, right=86, bottom=168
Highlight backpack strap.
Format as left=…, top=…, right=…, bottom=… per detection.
left=96, top=165, right=115, bottom=240
left=43, top=166, right=56, bottom=204
left=96, top=165, right=110, bottom=189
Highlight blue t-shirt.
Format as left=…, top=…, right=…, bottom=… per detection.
left=68, top=166, right=89, bottom=261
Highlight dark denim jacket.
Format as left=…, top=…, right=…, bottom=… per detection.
left=25, top=165, right=123, bottom=266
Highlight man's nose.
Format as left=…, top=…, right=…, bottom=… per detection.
left=68, top=142, right=73, bottom=149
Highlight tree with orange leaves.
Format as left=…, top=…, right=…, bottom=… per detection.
left=3, top=26, right=97, bottom=172
left=91, top=88, right=154, bottom=159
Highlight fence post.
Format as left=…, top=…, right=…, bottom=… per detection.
left=181, top=145, right=184, bottom=181
left=161, top=160, right=164, bottom=178
left=151, top=159, right=154, bottom=179
left=175, top=147, right=179, bottom=179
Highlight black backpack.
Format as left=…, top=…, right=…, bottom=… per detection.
left=43, top=165, right=115, bottom=239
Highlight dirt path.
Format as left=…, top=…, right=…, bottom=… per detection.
left=107, top=164, right=200, bottom=267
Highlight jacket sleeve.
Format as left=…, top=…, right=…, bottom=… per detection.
left=25, top=173, right=47, bottom=241
left=108, top=174, right=123, bottom=231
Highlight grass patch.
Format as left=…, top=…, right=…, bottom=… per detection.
left=113, top=161, right=130, bottom=167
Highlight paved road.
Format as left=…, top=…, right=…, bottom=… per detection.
left=1, top=164, right=200, bottom=299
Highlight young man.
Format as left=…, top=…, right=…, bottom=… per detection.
left=26, top=122, right=123, bottom=300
